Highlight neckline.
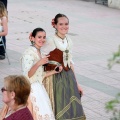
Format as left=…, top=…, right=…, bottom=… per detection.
left=56, top=33, right=66, bottom=40
left=14, top=105, right=26, bottom=112
left=32, top=45, right=40, bottom=51
left=55, top=34, right=67, bottom=44
left=31, top=46, right=42, bottom=59
left=6, top=106, right=26, bottom=118
left=53, top=35, right=69, bottom=52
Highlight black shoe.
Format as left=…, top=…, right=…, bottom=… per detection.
left=0, top=55, right=5, bottom=60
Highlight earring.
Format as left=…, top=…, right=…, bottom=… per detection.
left=31, top=41, right=35, bottom=45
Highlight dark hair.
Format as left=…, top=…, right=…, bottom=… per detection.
left=4, top=75, right=31, bottom=105
left=32, top=27, right=45, bottom=37
left=29, top=28, right=46, bottom=45
left=54, top=13, right=69, bottom=25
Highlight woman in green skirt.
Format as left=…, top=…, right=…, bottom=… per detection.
left=42, top=13, right=86, bottom=120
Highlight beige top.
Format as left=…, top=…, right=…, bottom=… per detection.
left=21, top=46, right=46, bottom=84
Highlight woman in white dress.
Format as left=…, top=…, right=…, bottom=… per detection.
left=21, top=28, right=62, bottom=120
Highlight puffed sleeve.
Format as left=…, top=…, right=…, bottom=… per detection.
left=67, top=36, right=74, bottom=64
left=41, top=36, right=56, bottom=55
left=21, top=53, right=35, bottom=79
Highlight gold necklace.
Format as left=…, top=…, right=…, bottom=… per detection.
left=56, top=34, right=66, bottom=43
left=55, top=34, right=69, bottom=60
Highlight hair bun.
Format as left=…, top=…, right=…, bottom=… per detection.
left=29, top=32, right=32, bottom=41
left=51, top=18, right=55, bottom=28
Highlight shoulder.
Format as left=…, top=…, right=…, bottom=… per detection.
left=2, top=16, right=7, bottom=20
left=66, top=35, right=73, bottom=45
left=0, top=16, right=7, bottom=24
left=46, top=36, right=55, bottom=43
left=12, top=107, right=33, bottom=120
left=23, top=46, right=35, bottom=55
left=43, top=36, right=55, bottom=47
left=66, top=35, right=72, bottom=41
left=41, top=35, right=56, bottom=54
left=21, top=46, right=36, bottom=60
left=1, top=16, right=7, bottom=21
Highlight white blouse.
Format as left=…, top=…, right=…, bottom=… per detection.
left=0, top=16, right=6, bottom=32
left=21, top=46, right=46, bottom=84
left=41, top=35, right=74, bottom=67
left=0, top=16, right=7, bottom=41
left=0, top=26, right=2, bottom=32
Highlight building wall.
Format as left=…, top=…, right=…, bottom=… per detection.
left=108, top=0, right=120, bottom=9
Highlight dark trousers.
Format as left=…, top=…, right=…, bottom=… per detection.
left=0, top=36, right=6, bottom=56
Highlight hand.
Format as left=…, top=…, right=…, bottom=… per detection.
left=38, top=55, right=49, bottom=66
left=54, top=65, right=63, bottom=73
left=77, top=84, right=83, bottom=96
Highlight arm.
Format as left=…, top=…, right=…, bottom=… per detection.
left=0, top=17, right=8, bottom=36
left=28, top=56, right=49, bottom=78
left=71, top=63, right=83, bottom=95
left=21, top=50, right=61, bottom=79
left=45, top=70, right=56, bottom=78
left=70, top=63, right=74, bottom=72
left=44, top=66, right=63, bottom=78
left=68, top=37, right=83, bottom=95
left=28, top=61, right=41, bottom=78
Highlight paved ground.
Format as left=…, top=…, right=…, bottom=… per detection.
left=0, top=0, right=120, bottom=120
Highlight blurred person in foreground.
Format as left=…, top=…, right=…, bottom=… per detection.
left=0, top=75, right=33, bottom=120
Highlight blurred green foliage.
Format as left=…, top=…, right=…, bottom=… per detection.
left=106, top=45, right=120, bottom=120
left=105, top=93, right=120, bottom=120
left=108, top=45, right=120, bottom=69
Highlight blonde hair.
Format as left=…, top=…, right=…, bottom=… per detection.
left=4, top=75, right=31, bottom=105
left=0, top=1, right=7, bottom=18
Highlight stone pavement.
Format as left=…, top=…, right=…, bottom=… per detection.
left=0, top=0, right=120, bottom=120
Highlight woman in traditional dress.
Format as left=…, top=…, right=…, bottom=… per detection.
left=42, top=13, right=86, bottom=120
left=20, top=27, right=63, bottom=120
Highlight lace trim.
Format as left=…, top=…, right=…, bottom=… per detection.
left=56, top=96, right=83, bottom=119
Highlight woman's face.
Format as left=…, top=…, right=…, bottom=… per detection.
left=33, top=31, right=46, bottom=48
left=55, top=17, right=69, bottom=35
left=1, top=84, right=15, bottom=104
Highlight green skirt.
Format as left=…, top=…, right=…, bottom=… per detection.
left=53, top=69, right=86, bottom=120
